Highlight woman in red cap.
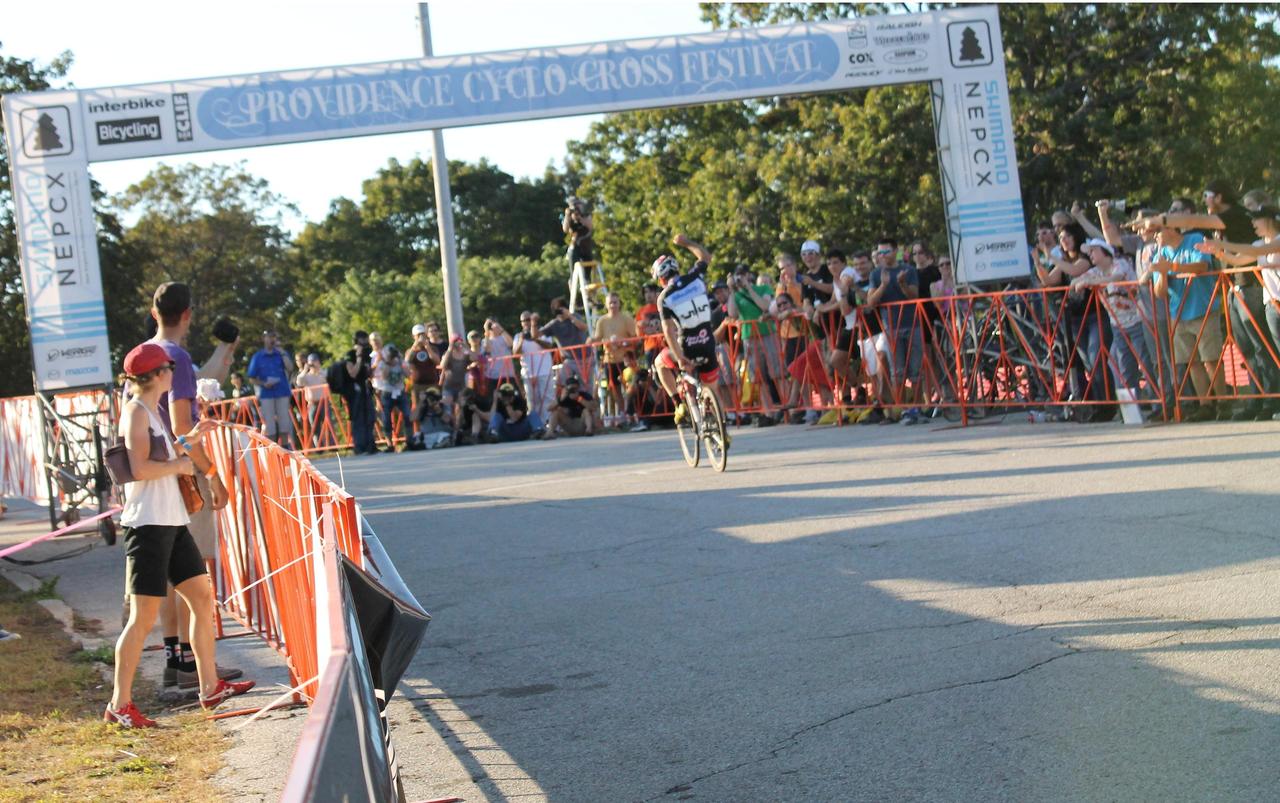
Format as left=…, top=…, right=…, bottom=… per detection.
left=105, top=343, right=254, bottom=728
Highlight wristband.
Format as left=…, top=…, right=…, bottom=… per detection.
left=204, top=464, right=218, bottom=479
left=176, top=435, right=190, bottom=452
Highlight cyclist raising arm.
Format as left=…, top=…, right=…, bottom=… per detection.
left=652, top=234, right=730, bottom=422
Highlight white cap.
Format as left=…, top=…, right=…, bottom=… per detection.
left=1081, top=238, right=1115, bottom=256
left=411, top=323, right=426, bottom=336
left=801, top=239, right=821, bottom=254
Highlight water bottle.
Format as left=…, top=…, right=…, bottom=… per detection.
left=1027, top=411, right=1048, bottom=423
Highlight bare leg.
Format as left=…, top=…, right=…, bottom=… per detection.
left=161, top=586, right=179, bottom=640
left=112, top=595, right=164, bottom=709
left=656, top=362, right=678, bottom=400
left=174, top=574, right=219, bottom=698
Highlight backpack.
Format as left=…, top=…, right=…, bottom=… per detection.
left=326, top=360, right=350, bottom=395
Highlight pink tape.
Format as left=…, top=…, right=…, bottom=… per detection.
left=0, top=507, right=121, bottom=559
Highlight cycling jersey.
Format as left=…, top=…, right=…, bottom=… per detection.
left=658, top=260, right=719, bottom=355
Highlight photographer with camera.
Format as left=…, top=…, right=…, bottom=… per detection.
left=548, top=374, right=599, bottom=439
left=492, top=382, right=535, bottom=442
left=562, top=196, right=595, bottom=269
left=407, top=386, right=453, bottom=450
left=453, top=386, right=491, bottom=445
left=343, top=331, right=377, bottom=455
left=540, top=297, right=590, bottom=381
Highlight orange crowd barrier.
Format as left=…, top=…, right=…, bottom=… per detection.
left=203, top=423, right=364, bottom=703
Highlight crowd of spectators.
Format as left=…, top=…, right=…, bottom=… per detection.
left=213, top=178, right=1280, bottom=452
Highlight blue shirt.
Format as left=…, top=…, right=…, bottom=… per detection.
left=868, top=263, right=920, bottom=331
left=1158, top=232, right=1220, bottom=321
left=247, top=348, right=294, bottom=399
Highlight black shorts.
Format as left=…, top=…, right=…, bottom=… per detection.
left=783, top=336, right=806, bottom=367
left=834, top=327, right=854, bottom=354
left=124, top=524, right=207, bottom=597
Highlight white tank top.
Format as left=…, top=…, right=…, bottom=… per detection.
left=119, top=402, right=190, bottom=528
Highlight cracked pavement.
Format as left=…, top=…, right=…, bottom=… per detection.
left=282, top=419, right=1280, bottom=802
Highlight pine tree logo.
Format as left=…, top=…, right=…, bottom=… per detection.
left=34, top=113, right=64, bottom=151
left=958, top=27, right=984, bottom=62
left=948, top=20, right=993, bottom=68
left=19, top=106, right=74, bottom=158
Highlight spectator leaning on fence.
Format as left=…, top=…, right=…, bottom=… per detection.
left=1072, top=239, right=1152, bottom=405
left=482, top=317, right=517, bottom=387
left=774, top=253, right=806, bottom=403
left=1139, top=210, right=1226, bottom=421
left=295, top=354, right=330, bottom=447
left=728, top=264, right=782, bottom=425
left=1203, top=180, right=1279, bottom=420
left=797, top=240, right=833, bottom=317
left=107, top=343, right=254, bottom=728
left=815, top=249, right=862, bottom=401
left=374, top=344, right=411, bottom=449
left=246, top=329, right=296, bottom=450
left=514, top=311, right=555, bottom=430
left=1196, top=204, right=1280, bottom=420
left=635, top=283, right=666, bottom=366
left=592, top=292, right=638, bottom=427
left=867, top=238, right=923, bottom=424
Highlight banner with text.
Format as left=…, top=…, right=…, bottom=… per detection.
left=2, top=6, right=1026, bottom=391
left=2, top=91, right=113, bottom=391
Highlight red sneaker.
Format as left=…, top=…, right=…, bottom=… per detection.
left=103, top=701, right=158, bottom=728
left=199, top=678, right=256, bottom=710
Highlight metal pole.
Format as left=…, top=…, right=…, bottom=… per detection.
left=418, top=4, right=465, bottom=339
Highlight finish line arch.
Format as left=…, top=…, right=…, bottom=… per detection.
left=3, top=4, right=1027, bottom=392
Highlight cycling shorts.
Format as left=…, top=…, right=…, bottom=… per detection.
left=656, top=346, right=719, bottom=384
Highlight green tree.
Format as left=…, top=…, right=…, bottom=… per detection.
left=305, top=252, right=567, bottom=359
left=112, top=162, right=299, bottom=368
left=698, top=3, right=1280, bottom=220
left=293, top=157, right=572, bottom=351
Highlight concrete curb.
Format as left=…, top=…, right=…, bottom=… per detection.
left=1, top=566, right=105, bottom=652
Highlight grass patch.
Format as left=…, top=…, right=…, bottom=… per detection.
left=0, top=576, right=228, bottom=802
left=73, top=644, right=115, bottom=665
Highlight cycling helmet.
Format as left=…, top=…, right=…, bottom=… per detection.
left=651, top=254, right=680, bottom=282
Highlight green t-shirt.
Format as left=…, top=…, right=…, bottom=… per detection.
left=733, top=285, right=776, bottom=339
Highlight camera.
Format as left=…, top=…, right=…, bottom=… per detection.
left=211, top=317, right=239, bottom=344
left=1097, top=199, right=1128, bottom=213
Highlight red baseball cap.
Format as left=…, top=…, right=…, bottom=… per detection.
left=123, top=343, right=173, bottom=377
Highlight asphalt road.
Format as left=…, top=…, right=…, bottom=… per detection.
left=312, top=418, right=1280, bottom=802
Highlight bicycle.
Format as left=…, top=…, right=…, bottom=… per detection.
left=674, top=371, right=729, bottom=472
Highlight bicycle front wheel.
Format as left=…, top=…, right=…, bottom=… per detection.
left=676, top=389, right=700, bottom=467
left=699, top=386, right=728, bottom=473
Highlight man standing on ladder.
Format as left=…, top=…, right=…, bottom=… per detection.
left=563, top=196, right=595, bottom=270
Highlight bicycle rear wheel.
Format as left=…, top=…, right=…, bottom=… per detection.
left=699, top=386, right=728, bottom=473
left=676, top=388, right=700, bottom=467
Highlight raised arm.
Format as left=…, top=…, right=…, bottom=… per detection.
left=672, top=233, right=712, bottom=265
left=1197, top=238, right=1280, bottom=258
left=1071, top=201, right=1105, bottom=240
left=1095, top=200, right=1126, bottom=250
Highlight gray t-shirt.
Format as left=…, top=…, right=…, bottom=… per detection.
left=540, top=316, right=587, bottom=350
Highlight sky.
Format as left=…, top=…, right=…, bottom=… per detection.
left=4, top=0, right=709, bottom=227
